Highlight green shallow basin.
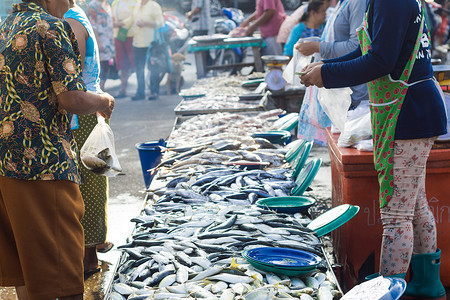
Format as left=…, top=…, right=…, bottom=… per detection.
left=251, top=130, right=291, bottom=144
left=285, top=139, right=306, bottom=163
left=255, top=196, right=316, bottom=214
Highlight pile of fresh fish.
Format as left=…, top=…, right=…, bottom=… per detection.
left=175, top=95, right=264, bottom=113
left=180, top=75, right=254, bottom=97
left=108, top=203, right=342, bottom=300
left=105, top=107, right=340, bottom=299
left=170, top=109, right=285, bottom=144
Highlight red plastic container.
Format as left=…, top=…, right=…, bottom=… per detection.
left=326, top=128, right=450, bottom=292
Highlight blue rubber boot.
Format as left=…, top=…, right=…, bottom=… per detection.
left=403, top=249, right=446, bottom=300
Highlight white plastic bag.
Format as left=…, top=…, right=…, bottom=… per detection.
left=317, top=87, right=352, bottom=132
left=337, top=101, right=372, bottom=148
left=283, top=37, right=321, bottom=87
left=337, top=112, right=372, bottom=147
left=80, top=115, right=122, bottom=177
left=283, top=50, right=312, bottom=86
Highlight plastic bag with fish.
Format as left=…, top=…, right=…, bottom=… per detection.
left=80, top=114, right=122, bottom=176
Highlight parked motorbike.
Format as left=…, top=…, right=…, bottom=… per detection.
left=164, top=13, right=192, bottom=54
left=212, top=7, right=245, bottom=75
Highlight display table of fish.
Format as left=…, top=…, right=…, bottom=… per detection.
left=104, top=103, right=340, bottom=299
left=107, top=202, right=342, bottom=300
left=174, top=95, right=266, bottom=116
left=179, top=74, right=260, bottom=98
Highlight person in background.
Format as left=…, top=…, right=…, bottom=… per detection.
left=65, top=0, right=114, bottom=277
left=283, top=0, right=327, bottom=57
left=300, top=0, right=447, bottom=298
left=277, top=1, right=309, bottom=49
left=296, top=0, right=367, bottom=110
left=239, top=0, right=287, bottom=55
left=131, top=0, right=164, bottom=100
left=148, top=23, right=172, bottom=100
left=293, top=0, right=366, bottom=146
left=112, top=0, right=136, bottom=99
left=0, top=0, right=114, bottom=299
left=88, top=0, right=115, bottom=92
left=434, top=6, right=449, bottom=47
left=186, top=0, right=211, bottom=36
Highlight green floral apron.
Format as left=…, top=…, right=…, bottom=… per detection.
left=357, top=5, right=425, bottom=208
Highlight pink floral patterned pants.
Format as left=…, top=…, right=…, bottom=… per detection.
left=379, top=137, right=437, bottom=276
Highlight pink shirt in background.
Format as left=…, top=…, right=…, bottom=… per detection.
left=256, top=0, right=286, bottom=38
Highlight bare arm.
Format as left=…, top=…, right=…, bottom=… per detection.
left=58, top=90, right=115, bottom=119
left=66, top=18, right=88, bottom=70
left=245, top=9, right=275, bottom=36
left=186, top=7, right=201, bottom=20
left=240, top=12, right=256, bottom=28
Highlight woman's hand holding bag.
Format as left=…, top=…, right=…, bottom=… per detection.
left=80, top=114, right=122, bottom=177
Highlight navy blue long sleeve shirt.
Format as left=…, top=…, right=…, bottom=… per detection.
left=321, top=0, right=447, bottom=139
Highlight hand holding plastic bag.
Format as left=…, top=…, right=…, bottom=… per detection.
left=80, top=114, right=122, bottom=177
left=283, top=50, right=312, bottom=86
left=283, top=37, right=320, bottom=86
left=317, top=87, right=352, bottom=132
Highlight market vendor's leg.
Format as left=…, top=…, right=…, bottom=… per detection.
left=398, top=138, right=446, bottom=299
left=119, top=68, right=131, bottom=97
left=379, top=139, right=432, bottom=276
left=0, top=177, right=85, bottom=299
left=149, top=68, right=161, bottom=100
left=132, top=47, right=148, bottom=100
left=84, top=246, right=100, bottom=273
left=115, top=37, right=134, bottom=98
left=79, top=156, right=109, bottom=274
left=99, top=60, right=110, bottom=92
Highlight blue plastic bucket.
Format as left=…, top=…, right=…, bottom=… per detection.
left=135, top=139, right=166, bottom=189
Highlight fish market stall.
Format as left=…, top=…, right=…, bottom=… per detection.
left=104, top=108, right=354, bottom=299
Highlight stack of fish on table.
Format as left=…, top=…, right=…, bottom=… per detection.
left=107, top=109, right=342, bottom=299
left=175, top=95, right=263, bottom=112
left=176, top=74, right=265, bottom=114
left=182, top=74, right=258, bottom=97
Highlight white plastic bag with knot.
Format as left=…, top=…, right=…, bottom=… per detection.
left=283, top=37, right=321, bottom=87
left=80, top=114, right=122, bottom=177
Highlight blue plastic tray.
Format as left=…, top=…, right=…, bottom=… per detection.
left=244, top=247, right=321, bottom=268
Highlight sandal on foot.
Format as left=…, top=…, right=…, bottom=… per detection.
left=84, top=266, right=101, bottom=279
left=97, top=242, right=114, bottom=253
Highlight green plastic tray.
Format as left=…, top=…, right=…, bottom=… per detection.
left=251, top=130, right=291, bottom=144
left=291, top=141, right=313, bottom=179
left=307, top=204, right=360, bottom=237
left=291, top=158, right=322, bottom=196
left=285, top=139, right=306, bottom=163
left=278, top=114, right=299, bottom=132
